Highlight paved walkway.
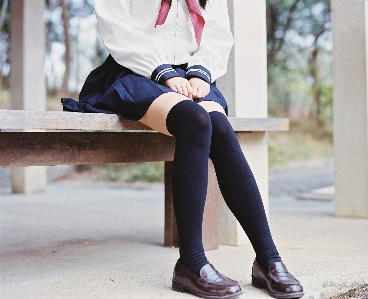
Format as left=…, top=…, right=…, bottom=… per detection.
left=1, top=161, right=367, bottom=298
left=269, top=159, right=334, bottom=197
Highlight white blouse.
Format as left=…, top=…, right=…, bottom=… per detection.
left=94, top=0, right=234, bottom=84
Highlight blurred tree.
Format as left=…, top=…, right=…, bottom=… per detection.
left=0, top=0, right=9, bottom=91
left=267, top=0, right=332, bottom=127
left=267, top=0, right=302, bottom=67
left=45, top=0, right=95, bottom=94
left=0, top=0, right=8, bottom=30
left=59, top=0, right=71, bottom=97
left=306, top=2, right=331, bottom=126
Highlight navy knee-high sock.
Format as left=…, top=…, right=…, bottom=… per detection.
left=166, top=100, right=211, bottom=275
left=209, top=111, right=281, bottom=270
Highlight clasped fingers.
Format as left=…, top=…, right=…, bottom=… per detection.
left=165, top=77, right=193, bottom=99
left=188, top=77, right=210, bottom=99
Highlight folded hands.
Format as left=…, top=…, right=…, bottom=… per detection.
left=165, top=77, right=210, bottom=99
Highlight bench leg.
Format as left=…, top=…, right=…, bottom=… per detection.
left=164, top=161, right=179, bottom=247
left=164, top=160, right=220, bottom=251
left=11, top=167, right=47, bottom=194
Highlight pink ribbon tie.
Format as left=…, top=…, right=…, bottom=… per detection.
left=155, top=0, right=172, bottom=27
left=155, top=0, right=205, bottom=46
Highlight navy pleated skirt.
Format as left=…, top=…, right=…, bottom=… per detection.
left=61, top=55, right=228, bottom=121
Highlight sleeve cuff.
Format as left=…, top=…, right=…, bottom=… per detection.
left=185, top=65, right=212, bottom=84
left=151, top=64, right=180, bottom=85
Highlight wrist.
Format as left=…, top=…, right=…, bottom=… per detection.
left=185, top=65, right=212, bottom=84
left=151, top=64, right=181, bottom=85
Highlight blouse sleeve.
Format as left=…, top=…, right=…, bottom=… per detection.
left=186, top=0, right=234, bottom=83
left=95, top=0, right=180, bottom=85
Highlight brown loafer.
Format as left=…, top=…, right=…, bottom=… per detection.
left=172, top=259, right=243, bottom=299
left=252, top=260, right=304, bottom=299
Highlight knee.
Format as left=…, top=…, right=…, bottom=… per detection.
left=209, top=111, right=234, bottom=142
left=166, top=101, right=212, bottom=138
left=187, top=108, right=212, bottom=135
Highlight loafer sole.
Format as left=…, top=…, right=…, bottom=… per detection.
left=173, top=279, right=243, bottom=299
left=252, top=275, right=305, bottom=299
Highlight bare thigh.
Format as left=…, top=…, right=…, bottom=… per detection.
left=198, top=101, right=226, bottom=116
left=139, top=92, right=190, bottom=136
left=139, top=94, right=227, bottom=136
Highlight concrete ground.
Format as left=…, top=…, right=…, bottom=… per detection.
left=1, top=162, right=368, bottom=299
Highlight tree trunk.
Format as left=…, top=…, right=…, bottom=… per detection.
left=267, top=0, right=301, bottom=67
left=58, top=0, right=71, bottom=98
left=310, top=47, right=322, bottom=126
left=309, top=30, right=326, bottom=127
left=0, top=71, right=3, bottom=91
left=0, top=0, right=9, bottom=28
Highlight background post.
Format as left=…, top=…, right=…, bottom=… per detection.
left=10, top=0, right=47, bottom=193
left=331, top=0, right=368, bottom=217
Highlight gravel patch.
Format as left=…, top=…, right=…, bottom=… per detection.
left=330, top=284, right=368, bottom=299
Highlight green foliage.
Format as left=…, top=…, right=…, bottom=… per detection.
left=97, top=162, right=164, bottom=183
left=318, top=83, right=333, bottom=124
left=0, top=88, right=9, bottom=108
left=268, top=118, right=333, bottom=168
left=267, top=0, right=332, bottom=127
left=127, top=162, right=165, bottom=183
left=72, top=162, right=165, bottom=183
left=267, top=0, right=331, bottom=64
left=0, top=0, right=10, bottom=86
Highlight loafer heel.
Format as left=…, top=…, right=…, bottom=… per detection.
left=252, top=275, right=265, bottom=289
left=172, top=279, right=186, bottom=293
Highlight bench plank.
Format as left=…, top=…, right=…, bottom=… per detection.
left=0, top=109, right=149, bottom=131
left=0, top=132, right=175, bottom=167
left=0, top=109, right=289, bottom=132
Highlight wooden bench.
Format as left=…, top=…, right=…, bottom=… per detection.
left=0, top=109, right=289, bottom=250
